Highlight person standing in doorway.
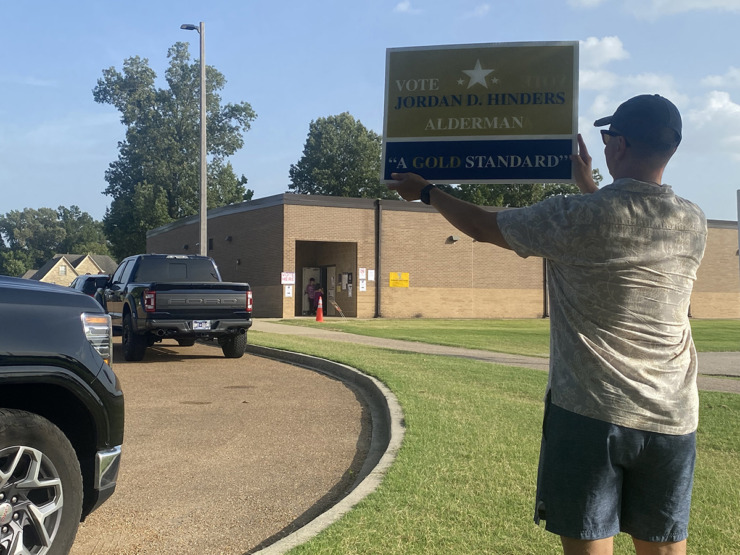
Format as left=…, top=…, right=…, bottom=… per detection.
left=313, top=284, right=325, bottom=315
left=304, top=277, right=316, bottom=315
left=389, top=94, right=706, bottom=555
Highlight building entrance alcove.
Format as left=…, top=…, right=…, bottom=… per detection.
left=295, top=240, right=357, bottom=318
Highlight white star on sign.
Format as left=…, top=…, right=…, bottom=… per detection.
left=463, top=59, right=494, bottom=89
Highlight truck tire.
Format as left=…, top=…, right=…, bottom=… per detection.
left=177, top=338, right=196, bottom=347
left=122, top=313, right=147, bottom=361
left=0, top=408, right=83, bottom=555
left=221, top=332, right=247, bottom=359
left=93, top=290, right=106, bottom=311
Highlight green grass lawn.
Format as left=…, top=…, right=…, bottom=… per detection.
left=249, top=320, right=740, bottom=554
left=277, top=318, right=740, bottom=354
left=688, top=319, right=740, bottom=352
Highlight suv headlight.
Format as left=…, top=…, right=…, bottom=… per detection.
left=82, top=312, right=113, bottom=366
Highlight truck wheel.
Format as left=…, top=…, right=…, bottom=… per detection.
left=0, top=408, right=83, bottom=555
left=177, top=339, right=196, bottom=347
left=221, top=333, right=247, bottom=358
left=93, top=291, right=106, bottom=310
left=122, top=313, right=147, bottom=361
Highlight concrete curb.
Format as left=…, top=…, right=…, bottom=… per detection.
left=245, top=344, right=406, bottom=554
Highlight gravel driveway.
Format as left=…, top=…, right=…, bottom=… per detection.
left=70, top=338, right=369, bottom=555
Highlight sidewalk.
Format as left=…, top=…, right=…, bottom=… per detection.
left=251, top=320, right=740, bottom=395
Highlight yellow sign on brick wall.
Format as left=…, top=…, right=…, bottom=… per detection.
left=389, top=272, right=410, bottom=288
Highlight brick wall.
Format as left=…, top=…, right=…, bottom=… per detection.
left=286, top=204, right=374, bottom=318
left=379, top=207, right=545, bottom=317
left=145, top=196, right=739, bottom=320
left=691, top=223, right=740, bottom=318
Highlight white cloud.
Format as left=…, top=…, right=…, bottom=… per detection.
left=461, top=4, right=491, bottom=19
left=586, top=72, right=685, bottom=106
left=578, top=37, right=629, bottom=92
left=633, top=0, right=740, bottom=16
left=673, top=91, right=740, bottom=166
left=580, top=69, right=619, bottom=91
left=624, top=73, right=685, bottom=102
left=702, top=67, right=740, bottom=88
left=393, top=1, right=422, bottom=14
left=569, top=0, right=740, bottom=17
left=590, top=94, right=616, bottom=120
left=579, top=36, right=629, bottom=69
left=687, top=91, right=740, bottom=137
left=1, top=75, right=58, bottom=88
left=597, top=75, right=688, bottom=125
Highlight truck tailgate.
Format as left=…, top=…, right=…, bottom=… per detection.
left=149, top=282, right=250, bottom=319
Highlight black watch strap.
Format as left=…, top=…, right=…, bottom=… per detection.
left=420, top=184, right=436, bottom=205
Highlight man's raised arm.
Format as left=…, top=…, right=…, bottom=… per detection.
left=388, top=172, right=512, bottom=250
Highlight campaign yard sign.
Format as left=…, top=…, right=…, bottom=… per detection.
left=382, top=41, right=578, bottom=184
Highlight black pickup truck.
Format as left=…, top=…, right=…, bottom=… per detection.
left=98, top=254, right=253, bottom=361
left=0, top=275, right=124, bottom=553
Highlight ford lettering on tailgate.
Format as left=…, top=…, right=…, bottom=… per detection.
left=166, top=297, right=240, bottom=306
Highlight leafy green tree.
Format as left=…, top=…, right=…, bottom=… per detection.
left=0, top=249, right=34, bottom=278
left=93, top=42, right=257, bottom=259
left=0, top=206, right=109, bottom=276
left=592, top=168, right=604, bottom=187
left=0, top=208, right=64, bottom=263
left=57, top=206, right=110, bottom=255
left=439, top=168, right=603, bottom=207
left=289, top=112, right=396, bottom=199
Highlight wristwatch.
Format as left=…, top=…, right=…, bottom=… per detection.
left=420, top=184, right=436, bottom=205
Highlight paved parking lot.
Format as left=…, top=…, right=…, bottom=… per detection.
left=70, top=338, right=369, bottom=555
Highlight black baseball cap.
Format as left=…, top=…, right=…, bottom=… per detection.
left=594, top=94, right=682, bottom=147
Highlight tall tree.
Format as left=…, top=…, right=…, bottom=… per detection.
left=289, top=112, right=396, bottom=199
left=0, top=206, right=109, bottom=276
left=93, top=42, right=257, bottom=259
left=438, top=168, right=603, bottom=207
left=57, top=206, right=110, bottom=255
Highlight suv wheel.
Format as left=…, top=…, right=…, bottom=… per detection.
left=221, top=333, right=247, bottom=358
left=0, top=409, right=83, bottom=555
left=122, top=313, right=147, bottom=361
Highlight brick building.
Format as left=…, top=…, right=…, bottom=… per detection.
left=146, top=194, right=740, bottom=320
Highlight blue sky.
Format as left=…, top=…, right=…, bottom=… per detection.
left=2, top=0, right=740, bottom=222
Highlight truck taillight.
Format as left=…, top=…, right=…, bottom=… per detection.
left=144, top=290, right=156, bottom=312
left=82, top=313, right=113, bottom=367
left=247, top=290, right=253, bottom=313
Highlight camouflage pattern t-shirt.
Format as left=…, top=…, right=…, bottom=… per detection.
left=497, top=178, right=707, bottom=434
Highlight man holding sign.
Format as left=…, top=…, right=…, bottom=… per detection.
left=390, top=94, right=706, bottom=555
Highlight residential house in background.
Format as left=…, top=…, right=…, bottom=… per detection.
left=23, top=254, right=118, bottom=287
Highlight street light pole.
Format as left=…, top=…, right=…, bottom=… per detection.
left=180, top=22, right=207, bottom=256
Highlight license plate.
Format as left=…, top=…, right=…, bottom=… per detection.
left=193, top=320, right=211, bottom=331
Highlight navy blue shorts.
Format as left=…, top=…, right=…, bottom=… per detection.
left=534, top=399, right=696, bottom=542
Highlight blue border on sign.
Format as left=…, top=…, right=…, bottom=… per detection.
left=384, top=139, right=572, bottom=182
